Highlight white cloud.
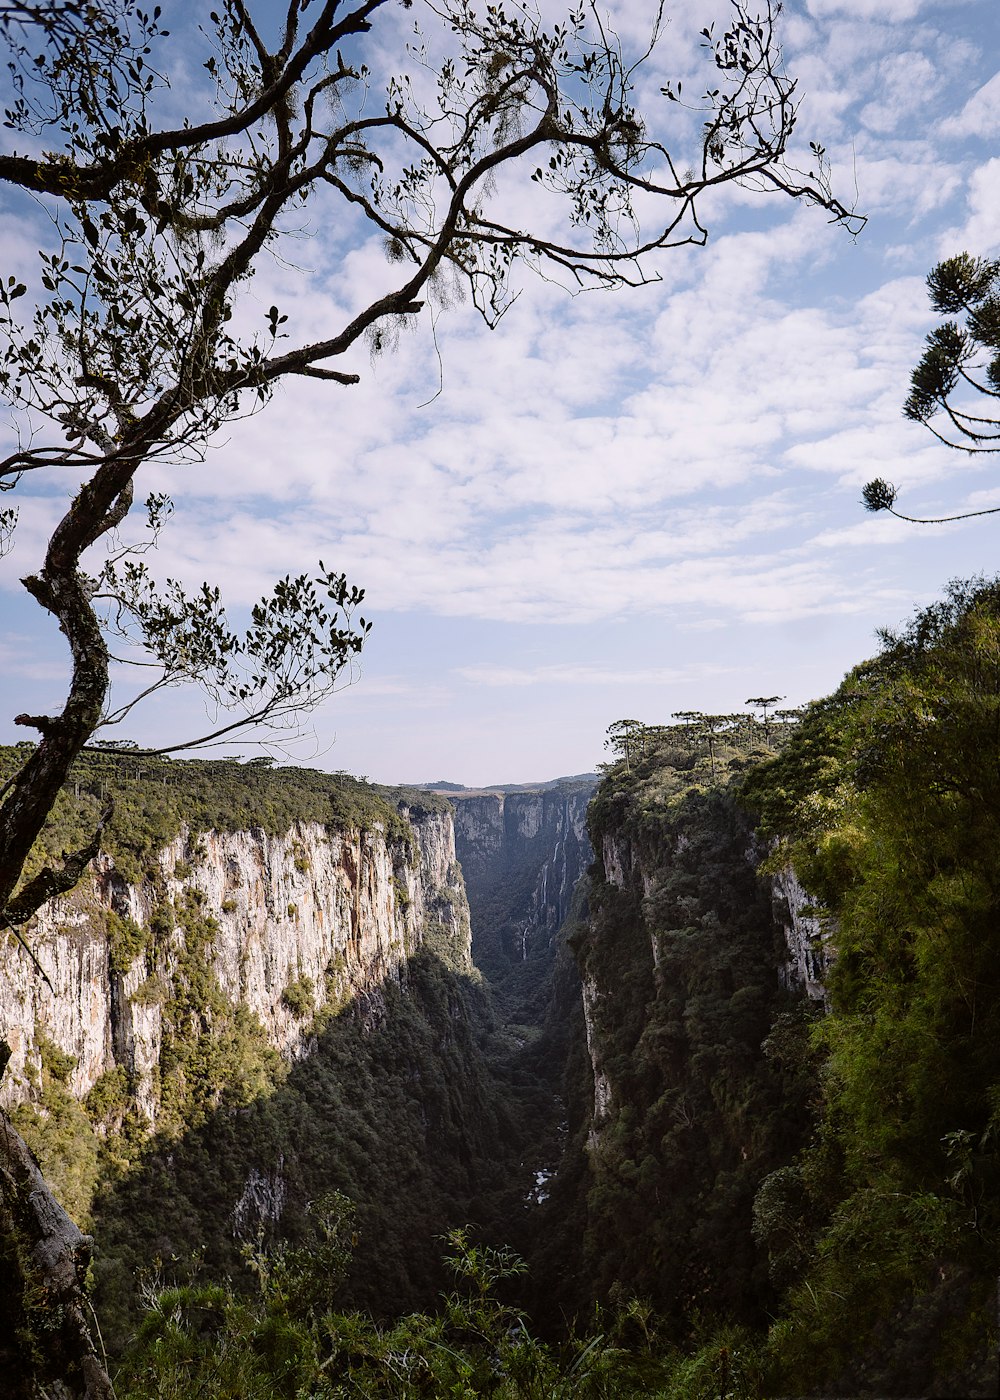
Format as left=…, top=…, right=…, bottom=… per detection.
left=860, top=51, right=943, bottom=133
left=455, top=661, right=733, bottom=687
left=806, top=0, right=943, bottom=19
left=853, top=153, right=962, bottom=218
left=810, top=514, right=941, bottom=548
left=940, top=69, right=1000, bottom=138
left=3, top=0, right=1000, bottom=783
left=941, top=157, right=1000, bottom=254
left=965, top=487, right=1000, bottom=508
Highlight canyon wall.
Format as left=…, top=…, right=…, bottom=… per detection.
left=0, top=806, right=469, bottom=1121
left=550, top=777, right=816, bottom=1327
left=450, top=784, right=593, bottom=977
left=583, top=819, right=810, bottom=1146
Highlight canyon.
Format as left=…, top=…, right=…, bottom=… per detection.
left=3, top=670, right=997, bottom=1399
left=0, top=761, right=604, bottom=1353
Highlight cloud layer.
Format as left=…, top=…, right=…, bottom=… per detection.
left=1, top=0, right=998, bottom=783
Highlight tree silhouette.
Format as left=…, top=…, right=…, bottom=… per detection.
left=863, top=253, right=1000, bottom=524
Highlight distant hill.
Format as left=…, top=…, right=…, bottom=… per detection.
left=419, top=773, right=598, bottom=795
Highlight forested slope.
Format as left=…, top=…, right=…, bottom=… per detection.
left=7, top=580, right=1000, bottom=1395
left=551, top=578, right=1000, bottom=1394
left=744, top=578, right=1000, bottom=1394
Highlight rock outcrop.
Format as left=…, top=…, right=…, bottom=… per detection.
left=0, top=807, right=469, bottom=1122
left=577, top=798, right=799, bottom=1156
left=772, top=863, right=830, bottom=1003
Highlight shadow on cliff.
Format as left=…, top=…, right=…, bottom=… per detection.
left=90, top=947, right=553, bottom=1351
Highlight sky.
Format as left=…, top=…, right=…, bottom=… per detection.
left=2, top=0, right=1000, bottom=786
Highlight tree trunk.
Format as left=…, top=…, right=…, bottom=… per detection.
left=0, top=1107, right=114, bottom=1399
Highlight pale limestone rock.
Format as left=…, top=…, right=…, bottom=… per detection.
left=452, top=788, right=593, bottom=963
left=0, top=809, right=469, bottom=1121
left=452, top=795, right=504, bottom=857
left=772, top=864, right=830, bottom=1003
left=581, top=975, right=612, bottom=1148
left=601, top=833, right=629, bottom=890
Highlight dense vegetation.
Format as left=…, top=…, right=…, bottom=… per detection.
left=742, top=577, right=1000, bottom=1394
left=8, top=582, right=1000, bottom=1394
left=113, top=1224, right=765, bottom=1400
left=90, top=943, right=535, bottom=1350
left=0, top=746, right=443, bottom=889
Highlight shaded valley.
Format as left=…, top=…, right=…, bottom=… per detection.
left=5, top=584, right=1000, bottom=1396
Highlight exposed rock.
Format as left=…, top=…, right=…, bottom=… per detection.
left=0, top=808, right=468, bottom=1123
left=772, top=864, right=831, bottom=1003
left=232, top=1156, right=287, bottom=1238
left=600, top=832, right=629, bottom=890
left=580, top=975, right=612, bottom=1145
left=452, top=786, right=593, bottom=972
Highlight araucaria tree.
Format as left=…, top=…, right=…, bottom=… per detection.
left=0, top=0, right=856, bottom=1391
left=862, top=252, right=1000, bottom=523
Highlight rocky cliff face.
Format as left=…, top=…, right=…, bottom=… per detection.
left=451, top=786, right=593, bottom=974
left=772, top=863, right=830, bottom=1003
left=582, top=826, right=827, bottom=1132
left=555, top=779, right=817, bottom=1325
left=0, top=807, right=469, bottom=1121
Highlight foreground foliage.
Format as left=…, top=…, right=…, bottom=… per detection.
left=116, top=1228, right=764, bottom=1400
left=745, top=577, right=1000, bottom=1393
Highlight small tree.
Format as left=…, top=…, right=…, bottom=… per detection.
left=672, top=710, right=738, bottom=781
left=743, top=695, right=783, bottom=755
left=605, top=718, right=648, bottom=771
left=746, top=694, right=783, bottom=732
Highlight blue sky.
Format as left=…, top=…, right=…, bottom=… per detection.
left=2, top=0, right=1000, bottom=785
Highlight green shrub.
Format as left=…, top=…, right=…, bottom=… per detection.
left=106, top=909, right=149, bottom=974
left=86, top=1066, right=130, bottom=1124
left=37, top=1032, right=76, bottom=1083
left=281, top=976, right=315, bottom=1019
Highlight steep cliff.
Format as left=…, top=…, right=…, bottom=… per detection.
left=451, top=783, right=593, bottom=982
left=0, top=754, right=533, bottom=1342
left=1, top=805, right=465, bottom=1121
left=771, top=862, right=829, bottom=1003
left=539, top=742, right=815, bottom=1332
